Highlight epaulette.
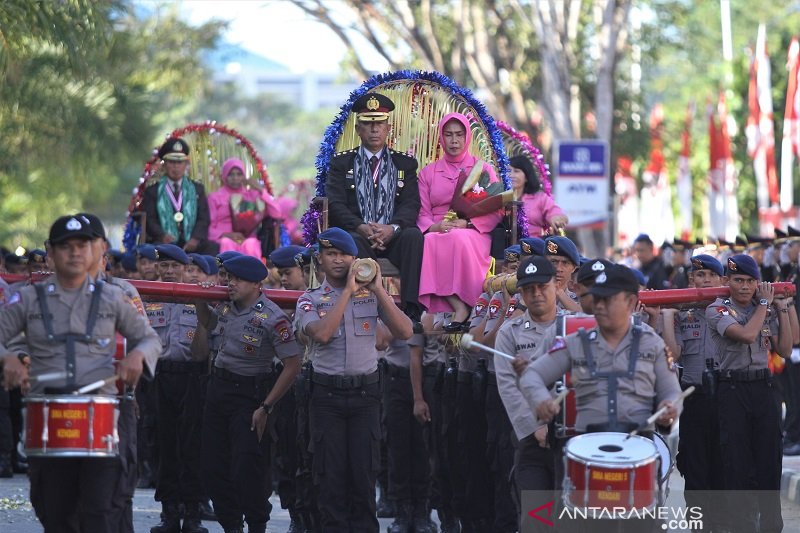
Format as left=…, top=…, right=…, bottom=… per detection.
left=333, top=148, right=358, bottom=157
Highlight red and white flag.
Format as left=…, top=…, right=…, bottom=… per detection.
left=781, top=36, right=800, bottom=211
left=708, top=92, right=739, bottom=240
left=746, top=24, right=778, bottom=209
left=640, top=104, right=675, bottom=244
left=677, top=103, right=693, bottom=237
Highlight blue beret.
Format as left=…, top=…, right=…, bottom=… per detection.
left=544, top=236, right=580, bottom=266
left=318, top=227, right=358, bottom=256
left=121, top=251, right=138, bottom=272
left=630, top=268, right=646, bottom=286
left=136, top=244, right=158, bottom=261
left=106, top=249, right=123, bottom=262
left=270, top=245, right=311, bottom=269
left=216, top=250, right=243, bottom=267
left=503, top=245, right=521, bottom=263
left=188, top=253, right=213, bottom=275
left=155, top=244, right=190, bottom=265
left=726, top=254, right=760, bottom=280
left=690, top=254, right=724, bottom=277
left=201, top=255, right=219, bottom=275
left=223, top=255, right=268, bottom=283
left=519, top=237, right=545, bottom=256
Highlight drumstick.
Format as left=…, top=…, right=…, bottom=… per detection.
left=626, top=385, right=695, bottom=440
left=73, top=376, right=119, bottom=395
left=552, top=387, right=570, bottom=404
left=460, top=333, right=515, bottom=361
left=29, top=371, right=69, bottom=383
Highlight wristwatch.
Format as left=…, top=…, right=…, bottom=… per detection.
left=261, top=402, right=274, bottom=415
left=391, top=224, right=400, bottom=234
left=759, top=298, right=769, bottom=306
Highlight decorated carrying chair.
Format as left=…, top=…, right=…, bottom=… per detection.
left=302, top=70, right=528, bottom=277
left=124, top=122, right=283, bottom=255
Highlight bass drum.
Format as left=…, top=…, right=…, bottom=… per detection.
left=653, top=431, right=675, bottom=503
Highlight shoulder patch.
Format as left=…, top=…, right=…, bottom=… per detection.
left=298, top=297, right=314, bottom=313
left=548, top=336, right=566, bottom=353
left=6, top=292, right=21, bottom=306
left=665, top=347, right=677, bottom=372
left=715, top=306, right=730, bottom=316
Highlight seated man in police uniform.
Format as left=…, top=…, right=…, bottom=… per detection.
left=142, top=137, right=215, bottom=254
left=325, top=93, right=424, bottom=322
left=295, top=227, right=413, bottom=532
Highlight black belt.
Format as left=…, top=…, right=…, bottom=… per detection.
left=157, top=359, right=207, bottom=374
left=211, top=366, right=273, bottom=386
left=487, top=371, right=497, bottom=386
left=311, top=370, right=379, bottom=389
left=457, top=370, right=473, bottom=384
left=718, top=368, right=770, bottom=382
left=386, top=364, right=410, bottom=379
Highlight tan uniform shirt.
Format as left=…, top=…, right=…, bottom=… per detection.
left=495, top=312, right=558, bottom=440
left=213, top=295, right=299, bottom=376
left=520, top=324, right=681, bottom=432
left=673, top=308, right=718, bottom=386
left=0, top=275, right=161, bottom=394
left=705, top=297, right=779, bottom=371
left=295, top=279, right=383, bottom=376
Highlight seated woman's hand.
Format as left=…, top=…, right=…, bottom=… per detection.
left=222, top=232, right=245, bottom=243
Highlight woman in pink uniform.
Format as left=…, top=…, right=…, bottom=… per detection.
left=417, top=112, right=503, bottom=330
left=207, top=158, right=282, bottom=258
left=509, top=155, right=568, bottom=236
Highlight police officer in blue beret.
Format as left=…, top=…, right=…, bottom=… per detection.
left=295, top=227, right=413, bottom=531
left=216, top=250, right=243, bottom=286
left=704, top=254, right=797, bottom=531
left=543, top=236, right=581, bottom=313
left=137, top=245, right=160, bottom=281
left=149, top=244, right=211, bottom=533
left=195, top=255, right=301, bottom=533
left=519, top=237, right=546, bottom=257
left=269, top=245, right=311, bottom=291
left=325, top=93, right=424, bottom=323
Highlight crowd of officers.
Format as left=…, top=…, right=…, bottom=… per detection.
left=4, top=213, right=800, bottom=533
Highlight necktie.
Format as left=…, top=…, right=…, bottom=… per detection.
left=370, top=155, right=379, bottom=182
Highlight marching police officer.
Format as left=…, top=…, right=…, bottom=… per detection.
left=494, top=256, right=560, bottom=529
left=705, top=254, right=795, bottom=532
left=149, top=244, right=209, bottom=533
left=196, top=255, right=301, bottom=533
left=295, top=227, right=412, bottom=532
left=0, top=215, right=161, bottom=531
left=661, top=255, right=725, bottom=529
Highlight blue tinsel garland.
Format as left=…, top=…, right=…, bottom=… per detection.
left=301, top=70, right=528, bottom=244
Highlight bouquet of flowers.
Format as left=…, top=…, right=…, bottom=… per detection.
left=230, top=194, right=265, bottom=236
left=448, top=161, right=514, bottom=219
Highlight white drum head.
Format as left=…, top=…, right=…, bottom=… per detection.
left=565, top=432, right=659, bottom=467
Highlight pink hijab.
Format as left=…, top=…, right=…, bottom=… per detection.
left=437, top=112, right=478, bottom=172
left=221, top=158, right=246, bottom=190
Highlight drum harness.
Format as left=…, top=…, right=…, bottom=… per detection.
left=577, top=318, right=642, bottom=433
left=33, top=279, right=105, bottom=389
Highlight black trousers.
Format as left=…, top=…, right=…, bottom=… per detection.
left=717, top=379, right=783, bottom=533
left=485, top=382, right=517, bottom=532
left=294, top=367, right=320, bottom=529
left=0, top=387, right=12, bottom=456
left=201, top=374, right=274, bottom=530
left=274, top=373, right=299, bottom=515
left=779, top=359, right=800, bottom=443
left=154, top=363, right=206, bottom=504
left=426, top=364, right=458, bottom=521
left=350, top=227, right=423, bottom=313
left=676, top=390, right=724, bottom=527
left=29, top=397, right=136, bottom=533
left=385, top=365, right=431, bottom=501
left=451, top=377, right=493, bottom=528
left=135, top=376, right=158, bottom=481
left=514, top=433, right=556, bottom=533
left=310, top=380, right=381, bottom=533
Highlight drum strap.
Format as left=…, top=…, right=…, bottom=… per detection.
left=579, top=322, right=642, bottom=430
left=34, top=280, right=105, bottom=387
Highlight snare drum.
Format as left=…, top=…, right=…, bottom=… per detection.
left=24, top=395, right=119, bottom=457
left=563, top=432, right=659, bottom=511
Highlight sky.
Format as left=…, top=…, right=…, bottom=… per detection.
left=174, top=0, right=389, bottom=73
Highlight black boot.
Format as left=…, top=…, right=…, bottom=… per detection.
left=411, top=501, right=436, bottom=533
left=246, top=522, right=266, bottom=533
left=437, top=509, right=461, bottom=533
left=377, top=495, right=395, bottom=519
left=180, top=502, right=209, bottom=533
left=287, top=510, right=303, bottom=533
left=199, top=500, right=217, bottom=522
left=387, top=500, right=412, bottom=533
left=151, top=502, right=182, bottom=533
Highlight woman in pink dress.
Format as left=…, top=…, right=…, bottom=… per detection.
left=207, top=158, right=282, bottom=259
left=509, top=155, right=568, bottom=236
left=417, top=112, right=503, bottom=330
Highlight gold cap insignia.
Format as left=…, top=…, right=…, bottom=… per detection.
left=727, top=258, right=737, bottom=271
left=547, top=241, right=558, bottom=254
left=521, top=242, right=532, bottom=254
left=506, top=252, right=519, bottom=262
left=366, top=96, right=380, bottom=111
left=692, top=258, right=703, bottom=269
left=172, top=141, right=183, bottom=152
left=320, top=238, right=332, bottom=248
